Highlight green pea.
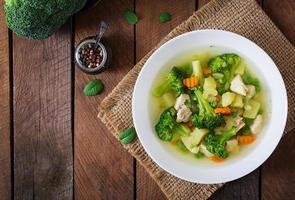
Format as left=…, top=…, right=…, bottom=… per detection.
left=231, top=111, right=238, bottom=118
left=209, top=100, right=218, bottom=108
left=219, top=77, right=226, bottom=84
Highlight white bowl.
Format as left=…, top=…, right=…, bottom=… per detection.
left=132, top=30, right=287, bottom=184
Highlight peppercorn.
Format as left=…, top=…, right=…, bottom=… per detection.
left=78, top=43, right=104, bottom=69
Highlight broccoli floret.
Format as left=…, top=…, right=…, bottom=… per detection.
left=155, top=107, right=191, bottom=141
left=204, top=127, right=238, bottom=158
left=208, top=54, right=241, bottom=92
left=173, top=123, right=191, bottom=136
left=242, top=70, right=261, bottom=91
left=191, top=89, right=224, bottom=129
left=208, top=99, right=218, bottom=108
left=208, top=56, right=229, bottom=73
left=4, top=0, right=87, bottom=39
left=153, top=67, right=186, bottom=97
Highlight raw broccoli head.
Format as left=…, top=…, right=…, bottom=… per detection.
left=153, top=67, right=186, bottom=97
left=191, top=89, right=224, bottom=129
left=208, top=54, right=241, bottom=92
left=4, top=0, right=87, bottom=39
left=204, top=127, right=238, bottom=158
left=155, top=107, right=190, bottom=141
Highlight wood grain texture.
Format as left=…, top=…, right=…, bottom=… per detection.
left=264, top=0, right=295, bottom=45
left=74, top=0, right=134, bottom=199
left=0, top=0, right=11, bottom=199
left=0, top=0, right=293, bottom=199
left=13, top=24, right=73, bottom=199
left=209, top=170, right=259, bottom=200
left=135, top=1, right=196, bottom=199
left=198, top=0, right=211, bottom=8
left=262, top=0, right=295, bottom=199
left=261, top=132, right=295, bottom=200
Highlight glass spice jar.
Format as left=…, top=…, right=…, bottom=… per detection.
left=75, top=37, right=112, bottom=74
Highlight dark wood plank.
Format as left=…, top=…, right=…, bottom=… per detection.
left=0, top=0, right=11, bottom=199
left=209, top=170, right=260, bottom=200
left=13, top=25, right=73, bottom=199
left=74, top=0, right=134, bottom=199
left=264, top=0, right=295, bottom=45
left=135, top=1, right=196, bottom=199
left=262, top=1, right=295, bottom=199
left=198, top=0, right=211, bottom=8
left=261, top=132, right=295, bottom=200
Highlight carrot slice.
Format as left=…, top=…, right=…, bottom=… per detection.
left=183, top=76, right=198, bottom=88
left=237, top=135, right=256, bottom=144
left=211, top=156, right=224, bottom=163
left=202, top=67, right=212, bottom=76
left=214, top=107, right=231, bottom=115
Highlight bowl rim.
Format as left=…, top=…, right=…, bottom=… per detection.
left=132, top=29, right=288, bottom=184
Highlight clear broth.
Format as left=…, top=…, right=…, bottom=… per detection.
left=149, top=46, right=269, bottom=164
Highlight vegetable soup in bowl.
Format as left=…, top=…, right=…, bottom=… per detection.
left=132, top=30, right=287, bottom=184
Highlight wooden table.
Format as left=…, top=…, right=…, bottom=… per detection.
left=0, top=0, right=294, bottom=199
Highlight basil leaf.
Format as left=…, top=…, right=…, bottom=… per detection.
left=83, top=79, right=104, bottom=96
left=123, top=10, right=138, bottom=25
left=159, top=12, right=171, bottom=23
left=118, top=127, right=137, bottom=144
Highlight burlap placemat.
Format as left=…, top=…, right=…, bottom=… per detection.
left=98, top=0, right=295, bottom=199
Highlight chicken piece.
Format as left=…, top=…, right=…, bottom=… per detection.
left=250, top=114, right=263, bottom=134
left=174, top=94, right=190, bottom=110
left=176, top=106, right=192, bottom=123
left=230, top=75, right=248, bottom=96
left=174, top=94, right=192, bottom=123
left=234, top=116, right=245, bottom=131
left=246, top=85, right=256, bottom=99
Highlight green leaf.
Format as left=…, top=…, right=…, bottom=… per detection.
left=118, top=127, right=137, bottom=144
left=159, top=12, right=171, bottom=23
left=123, top=10, right=138, bottom=25
left=209, top=99, right=218, bottom=108
left=83, top=79, right=104, bottom=96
